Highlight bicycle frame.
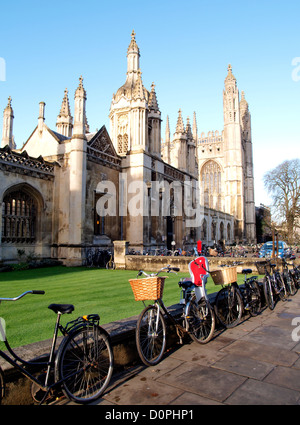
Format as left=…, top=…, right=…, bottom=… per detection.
left=0, top=311, right=72, bottom=397
left=0, top=306, right=100, bottom=403
left=149, top=281, right=203, bottom=337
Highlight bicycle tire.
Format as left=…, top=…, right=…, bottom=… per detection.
left=55, top=324, right=113, bottom=404
left=275, top=273, right=287, bottom=301
left=247, top=280, right=262, bottom=317
left=284, top=271, right=297, bottom=296
left=215, top=285, right=243, bottom=328
left=0, top=367, right=4, bottom=404
left=295, top=268, right=300, bottom=288
left=136, top=305, right=166, bottom=366
left=263, top=276, right=275, bottom=310
left=186, top=297, right=215, bottom=344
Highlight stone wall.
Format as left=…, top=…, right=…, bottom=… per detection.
left=124, top=254, right=300, bottom=273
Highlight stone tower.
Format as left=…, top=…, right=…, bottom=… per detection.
left=68, top=76, right=87, bottom=255
left=170, top=109, right=187, bottom=171
left=148, top=82, right=162, bottom=157
left=56, top=89, right=73, bottom=137
left=110, top=31, right=148, bottom=155
left=1, top=97, right=15, bottom=149
left=223, top=64, right=244, bottom=239
left=240, top=91, right=256, bottom=242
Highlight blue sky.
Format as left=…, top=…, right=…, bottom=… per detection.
left=0, top=0, right=299, bottom=207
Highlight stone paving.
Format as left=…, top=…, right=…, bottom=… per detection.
left=90, top=290, right=300, bottom=406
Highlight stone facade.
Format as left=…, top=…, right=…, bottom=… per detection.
left=0, top=31, right=255, bottom=265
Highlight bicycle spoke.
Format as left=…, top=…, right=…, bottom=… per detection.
left=57, top=325, right=113, bottom=403
left=136, top=305, right=166, bottom=366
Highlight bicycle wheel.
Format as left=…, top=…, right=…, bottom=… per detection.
left=215, top=285, right=243, bottom=328
left=284, top=271, right=297, bottom=296
left=55, top=324, right=113, bottom=404
left=186, top=297, right=215, bottom=344
left=136, top=305, right=166, bottom=366
left=276, top=273, right=288, bottom=300
left=263, top=276, right=275, bottom=310
left=247, top=280, right=262, bottom=317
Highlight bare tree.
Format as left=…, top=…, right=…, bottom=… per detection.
left=264, top=159, right=300, bottom=244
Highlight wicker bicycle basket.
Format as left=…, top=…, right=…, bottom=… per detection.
left=255, top=261, right=271, bottom=275
left=210, top=267, right=237, bottom=285
left=129, top=276, right=166, bottom=301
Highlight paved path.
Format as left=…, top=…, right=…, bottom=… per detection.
left=93, top=290, right=300, bottom=406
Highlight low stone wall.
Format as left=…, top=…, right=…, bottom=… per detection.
left=124, top=255, right=300, bottom=273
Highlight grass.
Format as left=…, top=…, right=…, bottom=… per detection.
left=0, top=266, right=259, bottom=348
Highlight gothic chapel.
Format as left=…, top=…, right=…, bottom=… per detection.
left=0, top=31, right=255, bottom=265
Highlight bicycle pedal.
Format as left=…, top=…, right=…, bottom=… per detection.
left=244, top=304, right=250, bottom=310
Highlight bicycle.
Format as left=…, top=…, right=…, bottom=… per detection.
left=238, top=268, right=262, bottom=317
left=256, top=260, right=287, bottom=310
left=129, top=258, right=215, bottom=366
left=281, top=257, right=297, bottom=296
left=0, top=291, right=113, bottom=405
left=106, top=253, right=115, bottom=270
left=289, top=261, right=300, bottom=289
left=210, top=265, right=243, bottom=328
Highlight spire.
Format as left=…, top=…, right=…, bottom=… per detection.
left=56, top=89, right=73, bottom=137
left=73, top=76, right=87, bottom=137
left=175, top=109, right=185, bottom=134
left=127, top=30, right=140, bottom=75
left=186, top=117, right=193, bottom=140
left=149, top=82, right=159, bottom=111
left=240, top=91, right=249, bottom=111
left=165, top=115, right=170, bottom=143
left=133, top=69, right=145, bottom=100
left=225, top=64, right=237, bottom=87
left=127, top=30, right=140, bottom=55
left=192, top=111, right=198, bottom=142
left=1, top=96, right=15, bottom=149
left=75, top=75, right=87, bottom=99
left=59, top=89, right=72, bottom=117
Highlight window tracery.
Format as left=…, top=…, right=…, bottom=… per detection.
left=2, top=190, right=37, bottom=243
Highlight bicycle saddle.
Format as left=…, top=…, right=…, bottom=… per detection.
left=48, top=304, right=74, bottom=314
left=242, top=268, right=252, bottom=275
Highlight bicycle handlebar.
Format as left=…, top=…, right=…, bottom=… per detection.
left=0, top=290, right=45, bottom=302
left=137, top=265, right=180, bottom=278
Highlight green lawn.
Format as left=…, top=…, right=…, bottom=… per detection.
left=0, top=266, right=258, bottom=348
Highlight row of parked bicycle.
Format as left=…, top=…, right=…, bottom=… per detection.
left=130, top=257, right=300, bottom=367
left=0, top=256, right=299, bottom=405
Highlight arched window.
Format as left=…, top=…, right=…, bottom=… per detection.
left=220, top=221, right=224, bottom=240
left=201, top=218, right=207, bottom=240
left=117, top=133, right=128, bottom=155
left=227, top=223, right=231, bottom=240
left=201, top=160, right=222, bottom=209
left=2, top=189, right=37, bottom=243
